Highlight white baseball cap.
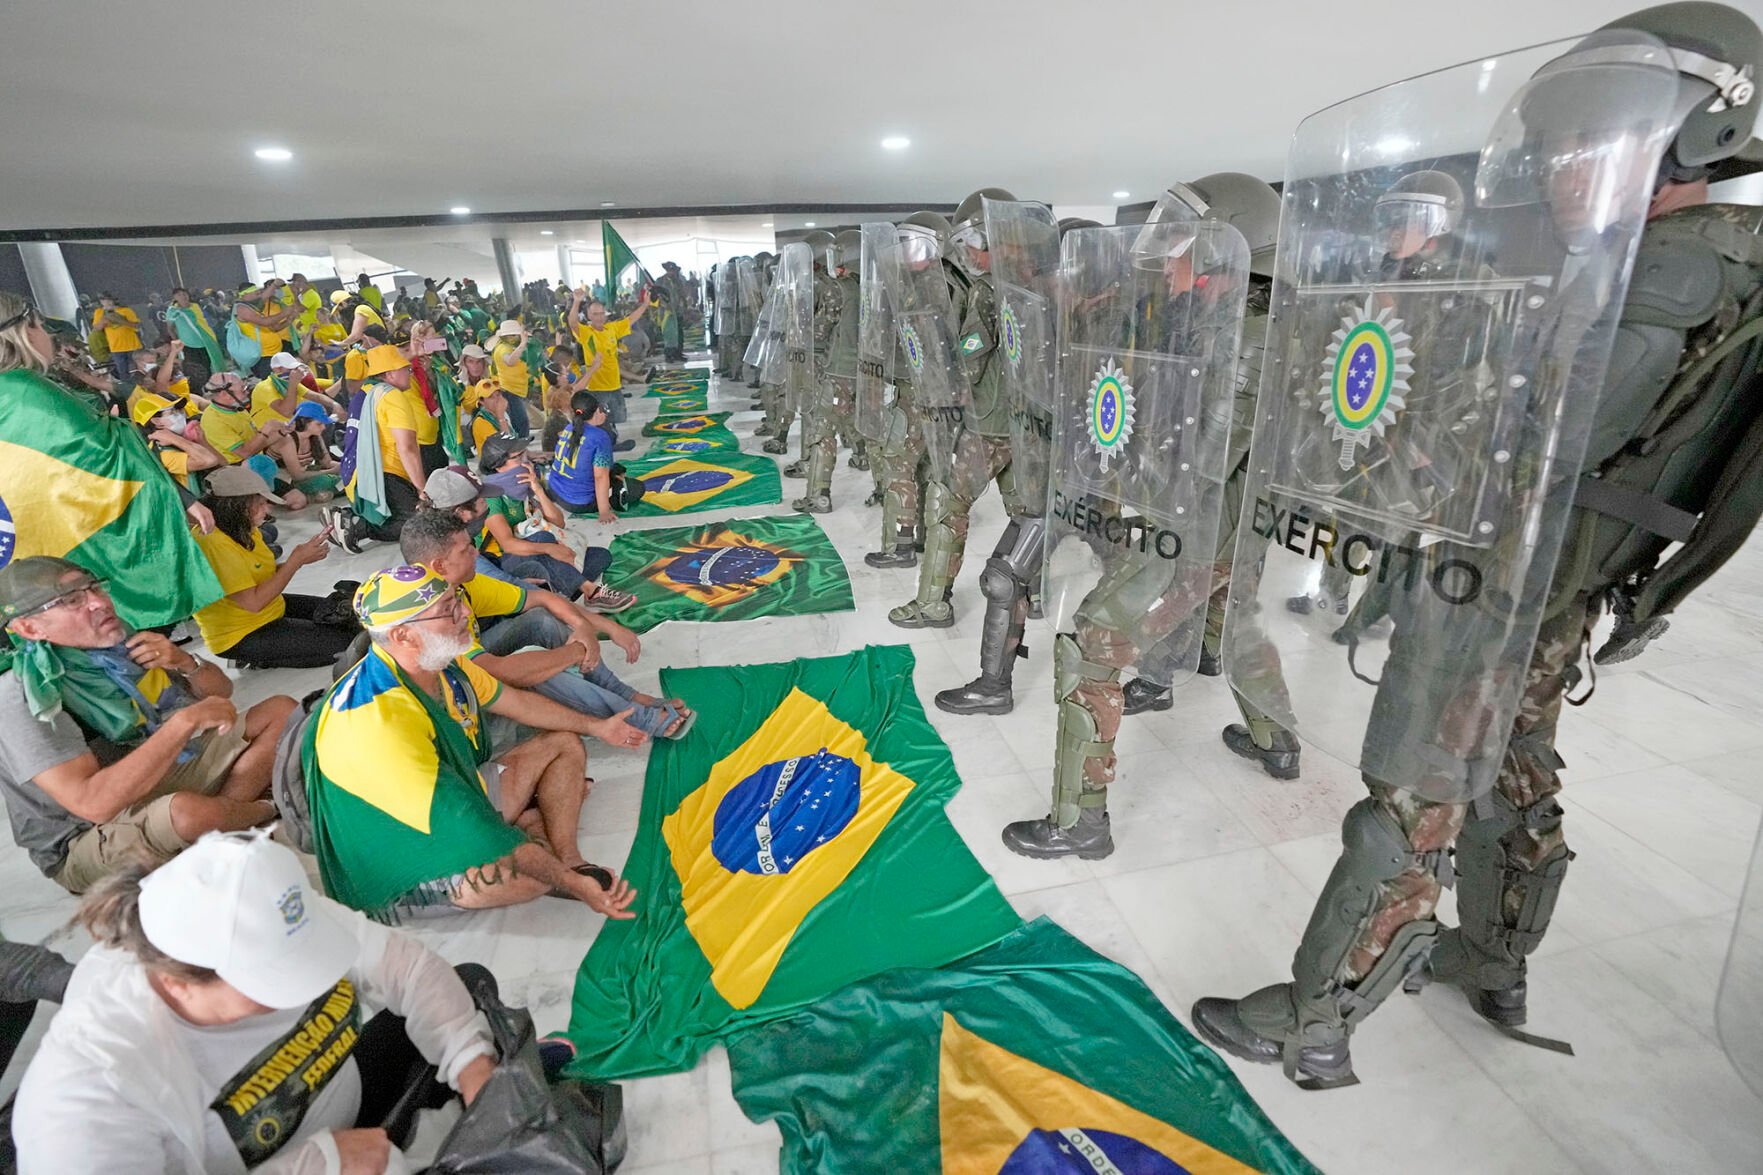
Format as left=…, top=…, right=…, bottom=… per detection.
left=268, top=352, right=305, bottom=372
left=138, top=831, right=359, bottom=1010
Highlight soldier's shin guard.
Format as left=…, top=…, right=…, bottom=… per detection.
left=935, top=553, right=1030, bottom=716
left=1427, top=792, right=1573, bottom=1047
left=1051, top=632, right=1116, bottom=829
left=1233, top=799, right=1441, bottom=1083
left=806, top=424, right=835, bottom=500
left=913, top=482, right=961, bottom=608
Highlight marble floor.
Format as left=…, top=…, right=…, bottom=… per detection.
left=4, top=359, right=1760, bottom=1173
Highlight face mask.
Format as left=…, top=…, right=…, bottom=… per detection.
left=481, top=469, right=532, bottom=501
left=155, top=414, right=188, bottom=436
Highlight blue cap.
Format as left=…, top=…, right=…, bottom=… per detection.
left=293, top=401, right=329, bottom=422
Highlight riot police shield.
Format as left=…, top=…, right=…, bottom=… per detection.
left=734, top=257, right=761, bottom=335
left=1720, top=815, right=1763, bottom=1098
left=779, top=242, right=815, bottom=414
left=744, top=281, right=787, bottom=385
left=984, top=197, right=1060, bottom=517
left=1221, top=33, right=1678, bottom=803
left=715, top=264, right=737, bottom=336
left=883, top=230, right=973, bottom=485
left=1043, top=220, right=1248, bottom=689
left=854, top=222, right=897, bottom=443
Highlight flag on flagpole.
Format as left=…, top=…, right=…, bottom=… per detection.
left=603, top=515, right=852, bottom=632
left=603, top=222, right=653, bottom=304
left=564, top=645, right=1020, bottom=1078
left=727, top=917, right=1321, bottom=1175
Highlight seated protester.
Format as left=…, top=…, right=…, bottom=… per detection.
left=0, top=558, right=292, bottom=894
left=468, top=438, right=631, bottom=610
left=400, top=510, right=691, bottom=741
left=468, top=379, right=514, bottom=456
left=250, top=352, right=343, bottom=432
left=488, top=320, right=537, bottom=441
left=306, top=566, right=643, bottom=922
left=133, top=393, right=225, bottom=494
left=290, top=400, right=339, bottom=473
left=546, top=392, right=645, bottom=522
left=13, top=831, right=506, bottom=1173
left=326, top=343, right=424, bottom=552
left=339, top=321, right=390, bottom=405
left=192, top=466, right=359, bottom=669
left=198, top=372, right=312, bottom=511
left=124, top=342, right=200, bottom=418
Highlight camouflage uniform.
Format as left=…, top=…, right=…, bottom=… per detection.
left=793, top=262, right=856, bottom=510
left=888, top=265, right=1021, bottom=626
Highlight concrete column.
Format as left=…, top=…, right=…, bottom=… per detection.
left=491, top=238, right=521, bottom=302
left=17, top=242, right=78, bottom=321
left=240, top=243, right=263, bottom=283
left=556, top=243, right=574, bottom=287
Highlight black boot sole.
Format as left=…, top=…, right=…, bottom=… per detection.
left=934, top=690, right=1014, bottom=716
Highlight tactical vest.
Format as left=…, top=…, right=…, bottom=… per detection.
left=1555, top=203, right=1763, bottom=659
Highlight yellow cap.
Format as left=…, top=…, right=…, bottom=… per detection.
left=131, top=393, right=176, bottom=427
left=363, top=344, right=410, bottom=377
left=330, top=289, right=352, bottom=305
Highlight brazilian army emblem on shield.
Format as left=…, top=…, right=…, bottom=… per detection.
left=1319, top=296, right=1412, bottom=470
left=898, top=322, right=924, bottom=371
left=1086, top=359, right=1135, bottom=472
left=999, top=302, right=1023, bottom=368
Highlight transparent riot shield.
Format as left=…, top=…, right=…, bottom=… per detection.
left=884, top=231, right=973, bottom=485
left=985, top=198, right=1060, bottom=517
left=735, top=258, right=761, bottom=336
left=1721, top=815, right=1763, bottom=1099
left=854, top=222, right=897, bottom=442
left=715, top=264, right=738, bottom=336
left=744, top=282, right=787, bottom=385
left=1043, top=220, right=1248, bottom=689
left=779, top=242, right=815, bottom=413
left=1221, top=32, right=1678, bottom=804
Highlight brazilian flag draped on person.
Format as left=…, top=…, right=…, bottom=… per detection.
left=726, top=918, right=1320, bottom=1175
left=0, top=371, right=222, bottom=649
left=602, top=222, right=652, bottom=304
left=565, top=645, right=1020, bottom=1078
left=602, top=515, right=853, bottom=633
left=618, top=449, right=781, bottom=519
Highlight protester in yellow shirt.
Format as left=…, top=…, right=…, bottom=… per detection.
left=132, top=393, right=225, bottom=491
left=250, top=353, right=344, bottom=428
left=353, top=273, right=385, bottom=312
left=198, top=372, right=310, bottom=510
left=489, top=320, right=538, bottom=441
left=325, top=343, right=423, bottom=552
left=568, top=288, right=648, bottom=452
left=232, top=281, right=300, bottom=379
left=284, top=273, right=324, bottom=335
left=92, top=294, right=143, bottom=379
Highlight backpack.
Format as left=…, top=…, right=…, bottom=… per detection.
left=225, top=309, right=261, bottom=372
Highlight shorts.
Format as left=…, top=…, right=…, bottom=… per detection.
left=52, top=727, right=249, bottom=894
left=383, top=761, right=509, bottom=922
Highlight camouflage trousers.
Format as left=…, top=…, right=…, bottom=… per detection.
left=1339, top=592, right=1598, bottom=984
left=803, top=375, right=858, bottom=493
left=874, top=385, right=927, bottom=549
left=908, top=431, right=1018, bottom=605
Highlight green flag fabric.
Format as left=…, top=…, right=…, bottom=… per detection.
left=602, top=515, right=852, bottom=633
left=727, top=917, right=1320, bottom=1175
left=652, top=391, right=708, bottom=414
left=645, top=371, right=710, bottom=395
left=565, top=645, right=1020, bottom=1078
left=602, top=222, right=653, bottom=304
left=644, top=425, right=742, bottom=458
left=640, top=410, right=731, bottom=438
left=618, top=449, right=780, bottom=519
left=0, top=371, right=222, bottom=635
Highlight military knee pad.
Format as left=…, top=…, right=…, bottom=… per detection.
left=980, top=557, right=1025, bottom=607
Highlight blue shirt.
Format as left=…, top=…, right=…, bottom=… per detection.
left=548, top=421, right=612, bottom=508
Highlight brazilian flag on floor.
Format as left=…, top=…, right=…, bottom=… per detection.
left=645, top=425, right=741, bottom=458
left=564, top=645, right=1020, bottom=1077
left=0, top=371, right=222, bottom=645
left=646, top=371, right=710, bottom=395
left=618, top=450, right=780, bottom=519
left=641, top=410, right=730, bottom=438
left=652, top=390, right=708, bottom=414
left=727, top=917, right=1319, bottom=1175
left=602, top=515, right=852, bottom=633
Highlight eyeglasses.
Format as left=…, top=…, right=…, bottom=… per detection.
left=14, top=578, right=107, bottom=620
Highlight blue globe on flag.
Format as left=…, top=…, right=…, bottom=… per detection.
left=645, top=469, right=734, bottom=496
left=0, top=492, right=14, bottom=570
left=999, top=1128, right=1188, bottom=1174
left=710, top=749, right=861, bottom=875
left=664, top=544, right=781, bottom=589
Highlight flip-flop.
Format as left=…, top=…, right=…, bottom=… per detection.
left=548, top=861, right=615, bottom=900
left=661, top=704, right=697, bottom=741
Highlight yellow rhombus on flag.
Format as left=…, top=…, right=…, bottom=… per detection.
left=661, top=688, right=914, bottom=1008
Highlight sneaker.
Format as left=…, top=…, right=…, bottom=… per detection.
left=581, top=583, right=637, bottom=614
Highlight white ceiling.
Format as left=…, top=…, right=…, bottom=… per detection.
left=0, top=0, right=1746, bottom=234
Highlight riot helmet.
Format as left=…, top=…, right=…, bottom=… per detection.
left=898, top=210, right=951, bottom=270
left=1142, top=172, right=1282, bottom=277
left=803, top=230, right=836, bottom=272
left=832, top=229, right=863, bottom=275
left=950, top=187, right=1017, bottom=274
left=1374, top=169, right=1465, bottom=258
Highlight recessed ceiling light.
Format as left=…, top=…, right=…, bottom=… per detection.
left=573, top=239, right=585, bottom=244
left=762, top=222, right=774, bottom=228
left=540, top=230, right=555, bottom=236
left=881, top=136, right=910, bottom=150
left=601, top=201, right=616, bottom=208
left=1112, top=190, right=1130, bottom=200
left=254, top=146, right=293, bottom=162
left=805, top=222, right=817, bottom=228
left=449, top=206, right=471, bottom=215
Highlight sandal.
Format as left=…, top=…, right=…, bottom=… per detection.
left=661, top=703, right=697, bottom=741
left=548, top=861, right=616, bottom=900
